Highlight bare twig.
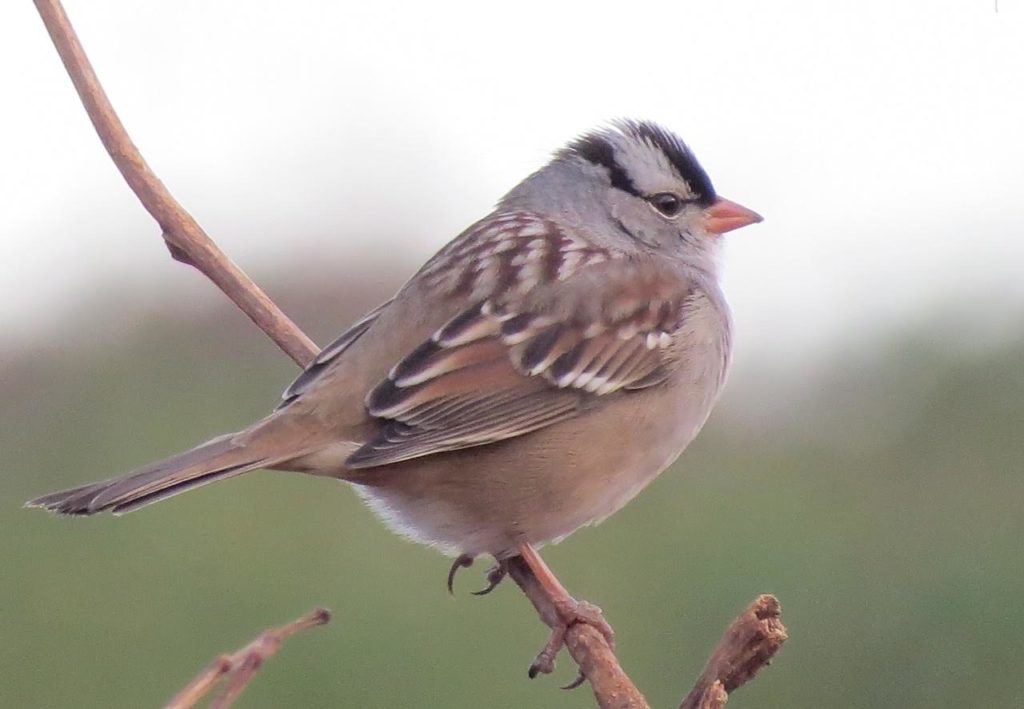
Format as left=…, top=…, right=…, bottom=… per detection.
left=33, top=0, right=318, bottom=368
left=33, top=2, right=785, bottom=707
left=679, top=595, right=788, bottom=709
left=165, top=608, right=331, bottom=709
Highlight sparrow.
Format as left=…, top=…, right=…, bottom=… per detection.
left=28, top=120, right=761, bottom=673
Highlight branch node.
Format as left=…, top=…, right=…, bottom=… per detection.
left=163, top=232, right=196, bottom=266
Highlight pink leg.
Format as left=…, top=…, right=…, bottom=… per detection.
left=516, top=542, right=615, bottom=684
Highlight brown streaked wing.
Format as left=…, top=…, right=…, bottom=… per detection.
left=346, top=258, right=696, bottom=469
left=281, top=212, right=609, bottom=414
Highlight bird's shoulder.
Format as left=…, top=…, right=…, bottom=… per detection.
left=412, top=210, right=619, bottom=302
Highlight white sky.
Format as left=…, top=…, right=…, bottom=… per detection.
left=2, top=0, right=1023, bottom=365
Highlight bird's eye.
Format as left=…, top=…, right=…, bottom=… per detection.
left=648, top=192, right=684, bottom=218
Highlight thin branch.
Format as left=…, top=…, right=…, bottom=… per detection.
left=679, top=595, right=788, bottom=709
left=33, top=3, right=785, bottom=707
left=165, top=608, right=331, bottom=709
left=33, top=0, right=318, bottom=368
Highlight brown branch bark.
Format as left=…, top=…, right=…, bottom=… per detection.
left=32, top=2, right=786, bottom=707
left=679, top=595, right=788, bottom=709
left=165, top=608, right=330, bottom=709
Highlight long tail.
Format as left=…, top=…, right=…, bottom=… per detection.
left=26, top=429, right=289, bottom=516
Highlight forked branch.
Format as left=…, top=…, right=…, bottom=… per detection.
left=165, top=608, right=330, bottom=709
left=32, top=1, right=786, bottom=706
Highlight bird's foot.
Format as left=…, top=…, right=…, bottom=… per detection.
left=446, top=554, right=508, bottom=596
left=472, top=560, right=508, bottom=596
left=514, top=542, right=615, bottom=689
left=528, top=596, right=614, bottom=688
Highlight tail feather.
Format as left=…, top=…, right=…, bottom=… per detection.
left=26, top=433, right=275, bottom=516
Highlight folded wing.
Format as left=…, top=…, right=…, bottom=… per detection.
left=347, top=257, right=695, bottom=468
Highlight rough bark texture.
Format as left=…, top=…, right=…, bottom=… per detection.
left=680, top=595, right=788, bottom=709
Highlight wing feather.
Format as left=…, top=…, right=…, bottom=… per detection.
left=348, top=256, right=697, bottom=469
left=261, top=213, right=712, bottom=473
left=278, top=298, right=393, bottom=409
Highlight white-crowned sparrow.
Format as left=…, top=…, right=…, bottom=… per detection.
left=29, top=120, right=761, bottom=670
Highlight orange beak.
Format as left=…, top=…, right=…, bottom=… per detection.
left=702, top=197, right=763, bottom=235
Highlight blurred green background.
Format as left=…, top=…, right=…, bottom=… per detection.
left=2, top=277, right=1021, bottom=708
left=5, top=1, right=1024, bottom=706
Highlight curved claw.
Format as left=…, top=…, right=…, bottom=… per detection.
left=446, top=554, right=474, bottom=595
left=561, top=671, right=586, bottom=690
left=471, top=561, right=508, bottom=596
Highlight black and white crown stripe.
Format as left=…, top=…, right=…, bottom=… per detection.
left=562, top=120, right=717, bottom=207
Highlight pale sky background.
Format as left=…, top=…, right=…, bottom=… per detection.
left=2, top=0, right=1023, bottom=368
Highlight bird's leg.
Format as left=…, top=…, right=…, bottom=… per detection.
left=515, top=542, right=615, bottom=684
